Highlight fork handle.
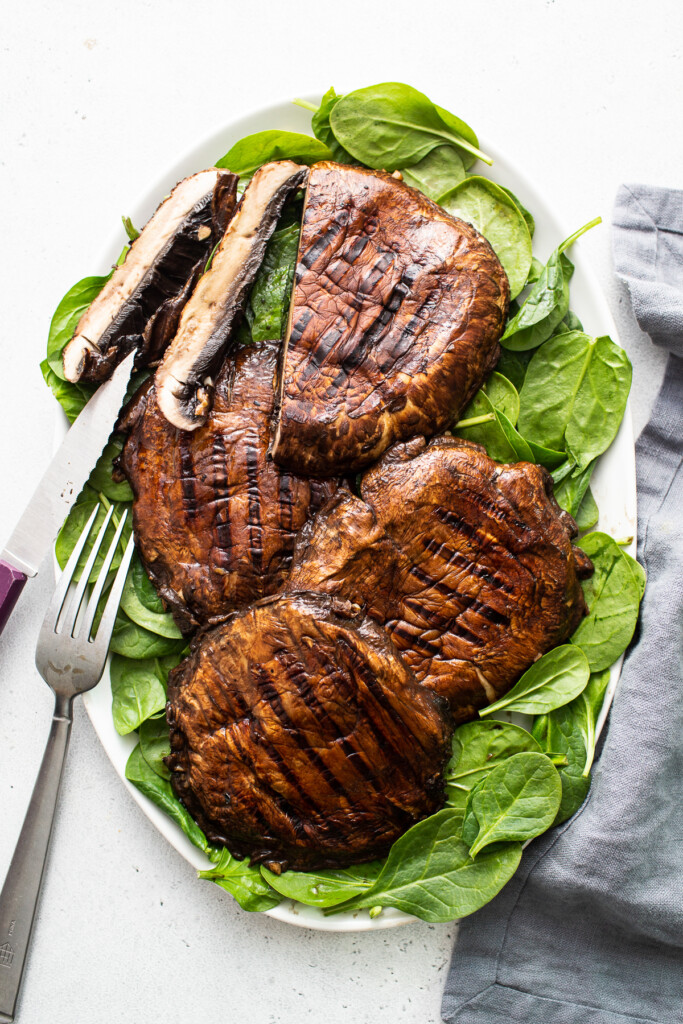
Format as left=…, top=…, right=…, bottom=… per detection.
left=0, top=695, right=73, bottom=1023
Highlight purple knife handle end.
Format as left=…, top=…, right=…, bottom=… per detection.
left=0, top=559, right=27, bottom=637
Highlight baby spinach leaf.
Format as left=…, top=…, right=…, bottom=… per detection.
left=454, top=390, right=532, bottom=464
left=261, top=861, right=383, bottom=908
left=517, top=332, right=632, bottom=467
left=55, top=491, right=132, bottom=582
left=46, top=273, right=112, bottom=379
left=139, top=715, right=171, bottom=780
left=480, top=645, right=590, bottom=717
left=554, top=309, right=584, bottom=336
left=110, top=654, right=167, bottom=735
left=501, top=218, right=600, bottom=350
left=524, top=256, right=544, bottom=287
left=484, top=372, right=520, bottom=424
left=109, top=611, right=186, bottom=659
left=40, top=359, right=96, bottom=423
left=575, top=486, right=599, bottom=531
left=120, top=554, right=182, bottom=639
left=553, top=460, right=596, bottom=519
left=439, top=176, right=532, bottom=298
left=499, top=187, right=535, bottom=238
left=216, top=130, right=332, bottom=177
left=130, top=552, right=164, bottom=613
left=462, top=752, right=562, bottom=856
left=330, top=809, right=522, bottom=923
left=200, top=847, right=282, bottom=913
left=126, top=742, right=208, bottom=851
left=532, top=670, right=609, bottom=823
left=524, top=439, right=567, bottom=471
left=309, top=87, right=355, bottom=163
left=445, top=720, right=542, bottom=810
left=532, top=708, right=590, bottom=824
left=623, top=552, right=646, bottom=602
left=495, top=348, right=532, bottom=392
left=402, top=145, right=466, bottom=199
left=571, top=533, right=641, bottom=671
left=432, top=103, right=483, bottom=170
left=245, top=221, right=300, bottom=342
left=328, top=82, right=490, bottom=172
left=88, top=436, right=134, bottom=502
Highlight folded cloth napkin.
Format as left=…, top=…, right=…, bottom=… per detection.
left=442, top=184, right=683, bottom=1024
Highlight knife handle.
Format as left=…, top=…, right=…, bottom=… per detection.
left=0, top=560, right=27, bottom=638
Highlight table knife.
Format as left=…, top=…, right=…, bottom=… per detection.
left=0, top=352, right=136, bottom=638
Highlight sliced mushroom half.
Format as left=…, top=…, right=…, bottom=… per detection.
left=62, top=168, right=239, bottom=384
left=154, top=161, right=308, bottom=431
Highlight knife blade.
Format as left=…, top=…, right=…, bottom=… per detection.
left=0, top=351, right=136, bottom=635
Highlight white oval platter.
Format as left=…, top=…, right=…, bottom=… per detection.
left=50, top=97, right=639, bottom=932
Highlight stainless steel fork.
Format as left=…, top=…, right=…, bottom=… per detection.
left=0, top=505, right=135, bottom=1023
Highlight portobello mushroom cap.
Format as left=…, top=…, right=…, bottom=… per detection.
left=154, top=161, right=309, bottom=431
left=62, top=168, right=239, bottom=383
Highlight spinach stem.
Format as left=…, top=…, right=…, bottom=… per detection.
left=454, top=413, right=496, bottom=428
left=292, top=98, right=319, bottom=113
left=558, top=216, right=602, bottom=254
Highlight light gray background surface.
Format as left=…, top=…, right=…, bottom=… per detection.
left=0, top=2, right=679, bottom=1022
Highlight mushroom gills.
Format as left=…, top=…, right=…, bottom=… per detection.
left=62, top=168, right=239, bottom=383
left=154, top=161, right=309, bottom=431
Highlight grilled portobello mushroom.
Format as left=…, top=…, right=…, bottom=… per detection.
left=287, top=436, right=593, bottom=722
left=165, top=593, right=453, bottom=871
left=118, top=338, right=337, bottom=633
left=63, top=169, right=239, bottom=383
left=270, top=161, right=509, bottom=476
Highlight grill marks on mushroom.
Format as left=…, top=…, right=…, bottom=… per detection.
left=165, top=593, right=453, bottom=871
left=287, top=436, right=593, bottom=723
left=270, top=161, right=510, bottom=477
left=154, top=161, right=308, bottom=431
left=63, top=168, right=239, bottom=383
left=118, top=338, right=338, bottom=634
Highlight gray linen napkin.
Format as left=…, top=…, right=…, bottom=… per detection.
left=441, top=184, right=683, bottom=1024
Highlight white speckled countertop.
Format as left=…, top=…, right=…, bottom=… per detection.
left=0, top=1, right=679, bottom=1020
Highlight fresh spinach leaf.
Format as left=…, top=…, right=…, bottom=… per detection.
left=554, top=309, right=584, bottom=335
left=216, top=130, right=332, bottom=177
left=484, top=372, right=520, bottom=424
left=462, top=752, right=562, bottom=856
left=88, top=436, right=134, bottom=502
left=553, top=459, right=596, bottom=519
left=46, top=273, right=112, bottom=379
left=524, top=256, right=544, bottom=287
left=309, top=88, right=354, bottom=163
left=126, top=742, right=209, bottom=852
left=328, top=82, right=490, bottom=172
left=499, top=187, right=535, bottom=238
left=445, top=720, right=542, bottom=810
left=575, top=486, right=599, bottom=531
left=454, top=389, right=532, bottom=463
left=495, top=347, right=532, bottom=392
left=139, top=715, right=171, bottom=780
left=40, top=359, right=96, bottom=423
left=261, top=861, right=383, bottom=909
left=110, top=655, right=167, bottom=735
left=120, top=558, right=183, bottom=639
left=524, top=439, right=567, bottom=471
left=402, top=145, right=466, bottom=199
left=330, top=809, right=522, bottom=923
left=130, top=552, right=164, bottom=613
left=245, top=221, right=300, bottom=342
left=480, top=645, right=590, bottom=717
left=517, top=332, right=632, bottom=469
left=571, top=532, right=641, bottom=671
left=109, top=611, right=186, bottom=659
left=623, top=552, right=646, bottom=602
left=121, top=215, right=140, bottom=242
left=200, top=847, right=282, bottom=913
left=433, top=103, right=484, bottom=170
left=532, top=669, right=610, bottom=823
left=439, top=177, right=532, bottom=298
left=501, top=218, right=600, bottom=350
